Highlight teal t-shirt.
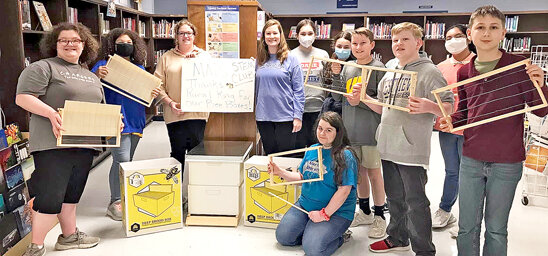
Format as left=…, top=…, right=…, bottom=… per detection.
left=297, top=144, right=358, bottom=220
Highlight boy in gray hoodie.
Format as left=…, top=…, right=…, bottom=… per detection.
left=363, top=22, right=453, bottom=255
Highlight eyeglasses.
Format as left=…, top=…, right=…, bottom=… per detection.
left=177, top=32, right=194, bottom=37
left=57, top=39, right=83, bottom=45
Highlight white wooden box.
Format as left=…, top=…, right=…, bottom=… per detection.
left=188, top=161, right=243, bottom=186
left=188, top=183, right=243, bottom=215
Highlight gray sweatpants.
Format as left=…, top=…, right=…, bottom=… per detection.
left=382, top=160, right=436, bottom=256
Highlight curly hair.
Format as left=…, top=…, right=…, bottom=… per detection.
left=39, top=22, right=98, bottom=65
left=96, top=28, right=147, bottom=65
left=257, top=19, right=289, bottom=66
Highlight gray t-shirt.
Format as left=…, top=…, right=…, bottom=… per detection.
left=16, top=57, right=104, bottom=153
left=332, top=59, right=385, bottom=146
left=290, top=47, right=330, bottom=113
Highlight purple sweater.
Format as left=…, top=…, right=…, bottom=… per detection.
left=452, top=50, right=548, bottom=163
left=255, top=54, right=305, bottom=122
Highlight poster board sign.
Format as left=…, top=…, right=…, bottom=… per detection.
left=205, top=5, right=240, bottom=58
left=180, top=58, right=255, bottom=112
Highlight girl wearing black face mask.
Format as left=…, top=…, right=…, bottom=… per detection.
left=91, top=28, right=161, bottom=221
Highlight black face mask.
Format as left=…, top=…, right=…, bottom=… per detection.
left=115, top=43, right=133, bottom=57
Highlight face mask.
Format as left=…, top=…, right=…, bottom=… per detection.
left=335, top=48, right=351, bottom=60
left=445, top=38, right=468, bottom=54
left=115, top=43, right=134, bottom=57
left=298, top=35, right=315, bottom=48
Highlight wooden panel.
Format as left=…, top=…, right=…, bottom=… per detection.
left=188, top=2, right=258, bottom=143
left=0, top=0, right=28, bottom=130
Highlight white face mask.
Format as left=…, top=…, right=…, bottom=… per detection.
left=299, top=35, right=315, bottom=48
left=445, top=37, right=468, bottom=54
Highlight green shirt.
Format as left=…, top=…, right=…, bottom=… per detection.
left=474, top=58, right=500, bottom=74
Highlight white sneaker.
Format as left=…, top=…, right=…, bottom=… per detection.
left=432, top=208, right=456, bottom=228
left=368, top=215, right=387, bottom=238
left=449, top=226, right=458, bottom=239
left=350, top=211, right=374, bottom=227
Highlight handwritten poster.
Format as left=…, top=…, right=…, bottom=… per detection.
left=205, top=5, right=239, bottom=58
left=180, top=58, right=255, bottom=112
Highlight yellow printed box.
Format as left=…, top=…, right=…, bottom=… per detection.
left=120, top=158, right=182, bottom=237
left=244, top=156, right=302, bottom=229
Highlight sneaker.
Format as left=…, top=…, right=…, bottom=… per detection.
left=368, top=216, right=387, bottom=238
left=23, top=243, right=46, bottom=256
left=106, top=200, right=122, bottom=221
left=54, top=228, right=100, bottom=251
left=343, top=229, right=352, bottom=243
left=369, top=238, right=411, bottom=253
left=449, top=226, right=458, bottom=239
left=350, top=211, right=374, bottom=227
left=432, top=208, right=456, bottom=228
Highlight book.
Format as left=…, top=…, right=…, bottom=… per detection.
left=68, top=7, right=78, bottom=24
left=4, top=165, right=24, bottom=191
left=13, top=205, right=31, bottom=237
left=4, top=123, right=22, bottom=147
left=107, top=0, right=117, bottom=18
left=288, top=26, right=297, bottom=38
left=0, top=129, right=7, bottom=150
left=0, top=147, right=19, bottom=172
left=342, top=23, right=355, bottom=32
left=32, top=1, right=53, bottom=31
left=20, top=0, right=31, bottom=30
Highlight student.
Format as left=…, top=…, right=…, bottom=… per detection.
left=92, top=28, right=161, bottom=221
left=439, top=6, right=548, bottom=255
left=255, top=19, right=305, bottom=154
left=331, top=27, right=387, bottom=238
left=15, top=22, right=113, bottom=256
left=432, top=24, right=475, bottom=231
left=272, top=111, right=358, bottom=256
left=362, top=22, right=454, bottom=255
left=154, top=20, right=210, bottom=169
left=291, top=19, right=329, bottom=148
left=320, top=31, right=355, bottom=115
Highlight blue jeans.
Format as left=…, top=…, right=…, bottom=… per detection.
left=438, top=132, right=463, bottom=212
left=276, top=202, right=351, bottom=256
left=457, top=156, right=523, bottom=256
left=109, top=134, right=140, bottom=203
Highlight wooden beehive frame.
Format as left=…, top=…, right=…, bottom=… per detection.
left=56, top=100, right=122, bottom=147
left=101, top=54, right=162, bottom=107
left=431, top=59, right=548, bottom=132
left=268, top=145, right=324, bottom=186
left=308, top=56, right=417, bottom=112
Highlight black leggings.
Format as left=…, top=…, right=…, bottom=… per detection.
left=166, top=120, right=206, bottom=167
left=256, top=121, right=296, bottom=155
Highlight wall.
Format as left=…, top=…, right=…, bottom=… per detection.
left=154, top=0, right=187, bottom=14
left=260, top=0, right=548, bottom=14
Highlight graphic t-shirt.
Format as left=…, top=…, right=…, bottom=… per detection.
left=297, top=144, right=358, bottom=220
left=290, top=47, right=330, bottom=113
left=16, top=57, right=104, bottom=153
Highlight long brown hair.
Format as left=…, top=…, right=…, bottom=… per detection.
left=257, top=19, right=289, bottom=66
left=314, top=111, right=358, bottom=186
left=40, top=22, right=99, bottom=65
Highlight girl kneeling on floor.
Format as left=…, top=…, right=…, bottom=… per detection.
left=269, top=111, right=358, bottom=256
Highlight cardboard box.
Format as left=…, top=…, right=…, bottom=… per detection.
left=120, top=158, right=183, bottom=237
left=0, top=213, right=21, bottom=255
left=244, top=156, right=302, bottom=228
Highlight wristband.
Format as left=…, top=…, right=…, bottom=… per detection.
left=320, top=208, right=330, bottom=221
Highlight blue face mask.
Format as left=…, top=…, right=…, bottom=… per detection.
left=335, top=48, right=351, bottom=60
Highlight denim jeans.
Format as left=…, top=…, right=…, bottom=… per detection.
left=457, top=156, right=523, bottom=256
left=276, top=202, right=351, bottom=256
left=438, top=132, right=464, bottom=212
left=108, top=134, right=140, bottom=203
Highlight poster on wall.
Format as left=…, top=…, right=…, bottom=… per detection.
left=205, top=5, right=239, bottom=58
left=337, top=0, right=358, bottom=9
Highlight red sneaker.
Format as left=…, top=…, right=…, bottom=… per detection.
left=369, top=238, right=411, bottom=253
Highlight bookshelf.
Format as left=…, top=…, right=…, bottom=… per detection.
left=275, top=11, right=548, bottom=65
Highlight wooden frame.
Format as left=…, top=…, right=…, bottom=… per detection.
left=101, top=54, right=162, bottom=107
left=308, top=56, right=418, bottom=112
left=56, top=101, right=122, bottom=147
left=431, top=59, right=548, bottom=132
left=268, top=145, right=323, bottom=186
